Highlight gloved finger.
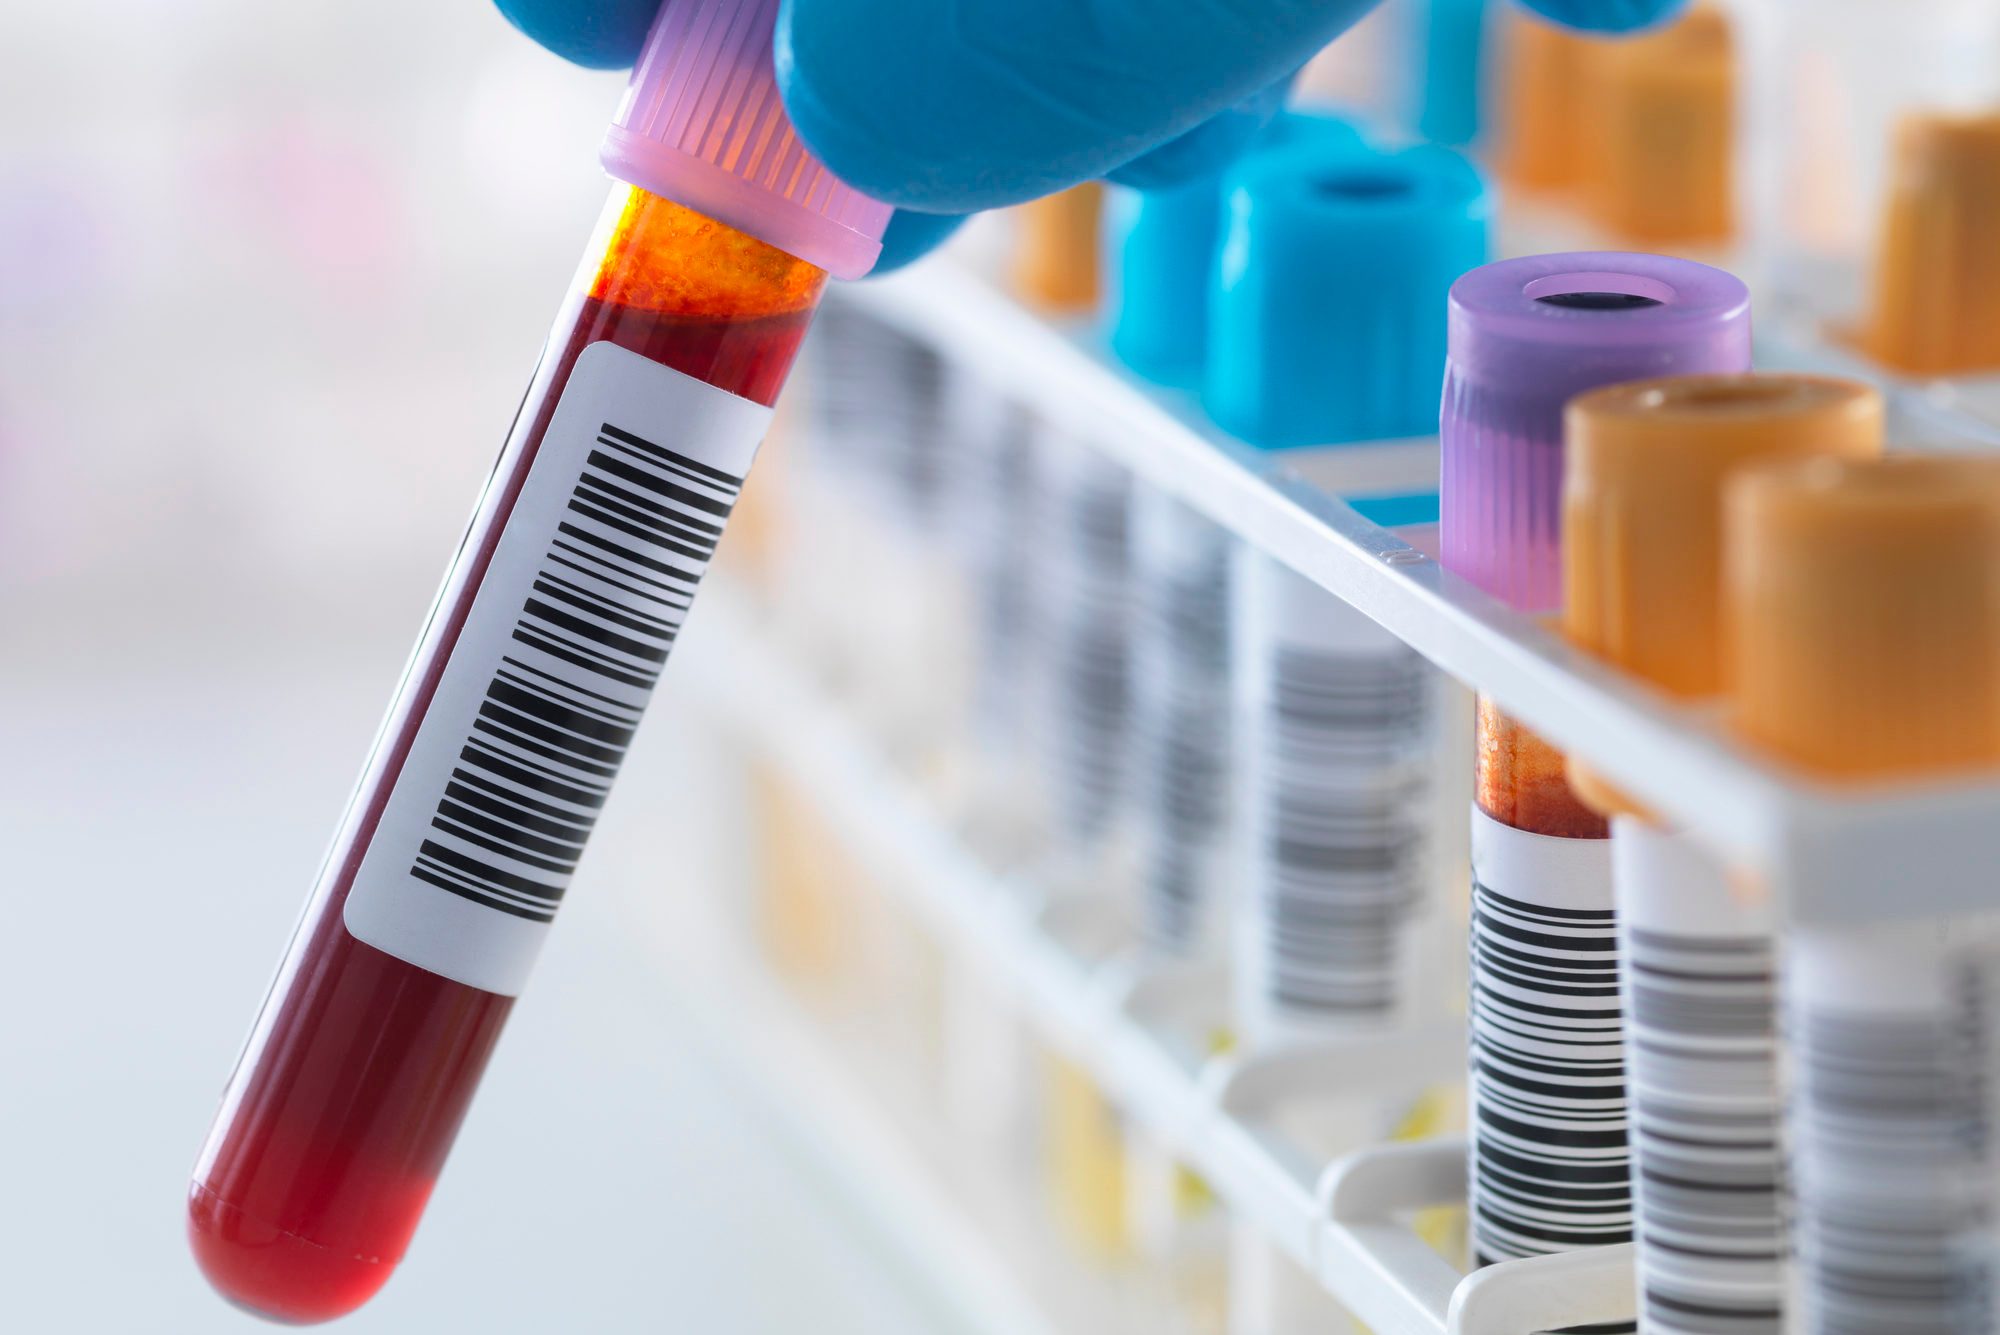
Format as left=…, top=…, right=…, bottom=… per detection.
left=493, top=0, right=657, bottom=68
left=1104, top=79, right=1289, bottom=192
left=873, top=209, right=971, bottom=272
left=776, top=0, right=1385, bottom=214
left=1514, top=0, right=1686, bottom=32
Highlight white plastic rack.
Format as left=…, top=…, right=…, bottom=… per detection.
left=669, top=259, right=2000, bottom=1335
left=838, top=262, right=2000, bottom=928
left=682, top=589, right=1637, bottom=1334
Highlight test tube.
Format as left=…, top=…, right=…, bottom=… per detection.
left=1211, top=137, right=1485, bottom=1043
left=1744, top=0, right=2000, bottom=354
left=1561, top=375, right=1884, bottom=1334
left=1105, top=168, right=1232, bottom=958
left=186, top=1, right=891, bottom=1321
left=786, top=299, right=946, bottom=696
left=1440, top=253, right=1750, bottom=1296
left=1209, top=134, right=1486, bottom=1334
left=1032, top=432, right=1139, bottom=881
left=1724, top=455, right=2000, bottom=1335
left=944, top=365, right=1046, bottom=860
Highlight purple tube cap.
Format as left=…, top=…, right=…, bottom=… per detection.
left=600, top=0, right=893, bottom=279
left=1440, top=252, right=1752, bottom=610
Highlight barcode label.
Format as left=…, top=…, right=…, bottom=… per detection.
left=1789, top=922, right=1995, bottom=1335
left=1237, top=556, right=1431, bottom=1037
left=1038, top=444, right=1134, bottom=848
left=960, top=387, right=1040, bottom=749
left=1615, top=821, right=1782, bottom=1335
left=807, top=302, right=945, bottom=518
left=1135, top=498, right=1234, bottom=956
left=1467, top=807, right=1630, bottom=1309
left=344, top=341, right=770, bottom=995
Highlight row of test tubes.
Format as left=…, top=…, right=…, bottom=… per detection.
left=703, top=6, right=2000, bottom=1335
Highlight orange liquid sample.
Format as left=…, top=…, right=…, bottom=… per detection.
left=1474, top=695, right=1609, bottom=838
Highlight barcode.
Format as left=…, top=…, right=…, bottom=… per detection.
left=956, top=381, right=1042, bottom=749
left=1135, top=502, right=1234, bottom=956
left=1038, top=446, right=1134, bottom=847
left=1624, top=924, right=1781, bottom=1335
left=344, top=339, right=771, bottom=996
left=1467, top=861, right=1632, bottom=1277
left=1247, top=643, right=1429, bottom=1016
left=409, top=421, right=738, bottom=922
left=1791, top=967, right=1991, bottom=1335
left=809, top=302, right=945, bottom=518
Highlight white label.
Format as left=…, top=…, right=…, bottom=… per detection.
left=1233, top=551, right=1433, bottom=1041
left=1788, top=916, right=1998, bottom=1335
left=343, top=342, right=771, bottom=995
left=1466, top=805, right=1629, bottom=1285
left=1614, top=819, right=1782, bottom=1334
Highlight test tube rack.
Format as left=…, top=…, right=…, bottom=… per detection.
left=661, top=257, right=2000, bottom=1335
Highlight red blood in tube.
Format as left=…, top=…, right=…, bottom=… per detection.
left=189, top=191, right=820, bottom=1323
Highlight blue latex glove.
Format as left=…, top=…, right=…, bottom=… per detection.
left=497, top=0, right=1684, bottom=269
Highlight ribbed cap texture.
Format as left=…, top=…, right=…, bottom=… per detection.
left=601, top=0, right=892, bottom=278
left=1563, top=374, right=1882, bottom=697
left=1439, top=252, right=1751, bottom=612
left=1206, top=139, right=1489, bottom=449
left=1862, top=112, right=2000, bottom=374
left=1560, top=374, right=1881, bottom=822
left=1727, top=456, right=2000, bottom=779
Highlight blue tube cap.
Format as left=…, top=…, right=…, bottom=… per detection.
left=1105, top=112, right=1364, bottom=388
left=1205, top=139, right=1490, bottom=450
left=1105, top=179, right=1222, bottom=388
left=1410, top=0, right=1489, bottom=146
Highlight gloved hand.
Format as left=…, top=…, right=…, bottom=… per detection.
left=497, top=0, right=1684, bottom=269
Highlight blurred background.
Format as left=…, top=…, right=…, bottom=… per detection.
left=0, top=3, right=986, bottom=1331
left=16, top=0, right=2000, bottom=1331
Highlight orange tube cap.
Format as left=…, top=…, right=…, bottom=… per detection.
left=1860, top=112, right=2000, bottom=375
left=1580, top=6, right=1736, bottom=246
left=1726, top=455, right=2000, bottom=780
left=1562, top=374, right=1883, bottom=815
left=1011, top=183, right=1105, bottom=316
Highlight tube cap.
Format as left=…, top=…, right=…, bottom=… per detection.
left=1105, top=178, right=1221, bottom=387
left=1410, top=0, right=1489, bottom=148
left=1727, top=455, right=2000, bottom=779
left=1013, top=184, right=1105, bottom=316
left=1104, top=115, right=1365, bottom=386
left=1497, top=14, right=1593, bottom=193
left=1440, top=252, right=1751, bottom=611
left=1581, top=6, right=1734, bottom=246
left=1860, top=112, right=2000, bottom=375
left=1562, top=375, right=1883, bottom=815
left=1205, top=140, right=1489, bottom=449
left=600, top=0, right=893, bottom=280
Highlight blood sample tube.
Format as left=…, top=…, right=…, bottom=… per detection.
left=1208, top=136, right=1485, bottom=1335
left=1561, top=375, right=1883, bottom=1334
left=1723, top=454, right=2000, bottom=1335
left=187, top=1, right=889, bottom=1321
left=1211, top=136, right=1485, bottom=1039
left=1439, top=254, right=1749, bottom=1311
